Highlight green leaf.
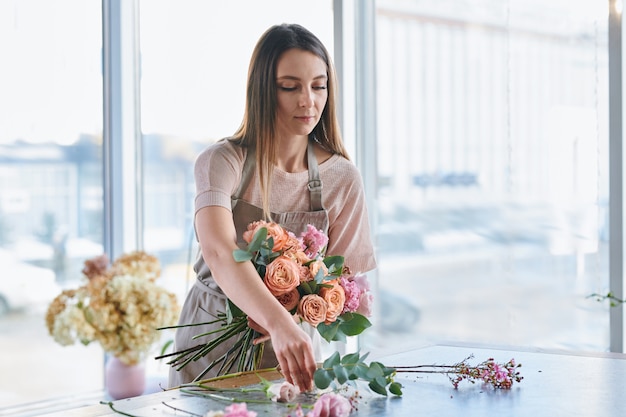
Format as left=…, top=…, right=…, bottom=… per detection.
left=341, top=351, right=361, bottom=365
left=317, top=321, right=345, bottom=343
left=322, top=351, right=341, bottom=368
left=299, top=280, right=314, bottom=295
left=352, top=362, right=371, bottom=380
left=338, top=313, right=372, bottom=337
left=368, top=379, right=388, bottom=396
left=366, top=362, right=385, bottom=379
left=243, top=227, right=267, bottom=254
left=232, top=249, right=253, bottom=262
left=313, top=268, right=326, bottom=284
left=323, top=255, right=344, bottom=275
left=389, top=382, right=404, bottom=396
left=314, top=369, right=333, bottom=390
left=333, top=364, right=349, bottom=384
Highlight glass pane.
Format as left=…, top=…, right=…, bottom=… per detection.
left=369, top=0, right=610, bottom=355
left=139, top=0, right=335, bottom=385
left=0, top=0, right=103, bottom=407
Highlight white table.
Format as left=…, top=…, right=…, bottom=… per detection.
left=38, top=343, right=626, bottom=417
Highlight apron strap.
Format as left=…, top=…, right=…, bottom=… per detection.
left=307, top=139, right=323, bottom=212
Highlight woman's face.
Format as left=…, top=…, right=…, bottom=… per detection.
left=275, top=48, right=328, bottom=140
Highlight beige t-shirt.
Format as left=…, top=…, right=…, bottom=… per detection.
left=194, top=139, right=377, bottom=274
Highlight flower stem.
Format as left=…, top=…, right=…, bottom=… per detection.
left=99, top=401, right=140, bottom=417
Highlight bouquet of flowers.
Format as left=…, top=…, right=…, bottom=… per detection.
left=163, top=221, right=373, bottom=378
left=45, top=251, right=180, bottom=365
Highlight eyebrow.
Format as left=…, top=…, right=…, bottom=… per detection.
left=276, top=74, right=328, bottom=81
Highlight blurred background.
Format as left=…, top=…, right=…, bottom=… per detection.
left=0, top=0, right=614, bottom=412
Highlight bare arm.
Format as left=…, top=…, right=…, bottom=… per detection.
left=195, top=206, right=316, bottom=391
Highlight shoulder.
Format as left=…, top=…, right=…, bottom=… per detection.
left=195, top=138, right=247, bottom=170
left=320, top=155, right=363, bottom=182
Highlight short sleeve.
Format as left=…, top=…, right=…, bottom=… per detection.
left=194, top=140, right=245, bottom=214
left=323, top=161, right=377, bottom=274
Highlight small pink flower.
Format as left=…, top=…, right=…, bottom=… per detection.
left=267, top=381, right=298, bottom=403
left=352, top=274, right=370, bottom=292
left=300, top=225, right=329, bottom=259
left=223, top=402, right=257, bottom=417
left=307, top=392, right=352, bottom=417
left=340, top=277, right=361, bottom=313
left=493, top=364, right=509, bottom=382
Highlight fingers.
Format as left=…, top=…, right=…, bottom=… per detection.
left=253, top=334, right=270, bottom=345
left=276, top=339, right=316, bottom=392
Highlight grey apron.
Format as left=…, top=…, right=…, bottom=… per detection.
left=169, top=140, right=329, bottom=387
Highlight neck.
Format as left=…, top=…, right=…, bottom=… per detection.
left=276, top=136, right=309, bottom=173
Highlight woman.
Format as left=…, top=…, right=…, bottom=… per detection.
left=168, top=23, right=376, bottom=392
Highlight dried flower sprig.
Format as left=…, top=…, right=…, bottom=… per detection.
left=392, top=354, right=523, bottom=389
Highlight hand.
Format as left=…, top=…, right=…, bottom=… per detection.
left=247, top=317, right=270, bottom=345
left=270, top=322, right=317, bottom=393
left=248, top=315, right=301, bottom=345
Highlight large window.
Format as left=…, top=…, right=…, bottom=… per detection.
left=0, top=0, right=104, bottom=408
left=366, top=0, right=611, bottom=355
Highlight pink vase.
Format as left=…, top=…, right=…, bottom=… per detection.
left=105, top=356, right=146, bottom=400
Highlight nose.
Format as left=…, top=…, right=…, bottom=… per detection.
left=298, top=88, right=314, bottom=108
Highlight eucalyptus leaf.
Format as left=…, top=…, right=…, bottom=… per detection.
left=366, top=362, right=385, bottom=379
left=232, top=249, right=253, bottom=262
left=368, top=379, right=388, bottom=396
left=341, top=351, right=361, bottom=365
left=323, top=255, right=345, bottom=275
left=338, top=313, right=372, bottom=336
left=333, top=364, right=349, bottom=384
left=314, top=369, right=333, bottom=390
left=322, top=351, right=341, bottom=368
left=389, top=382, right=404, bottom=396
left=317, top=321, right=341, bottom=343
left=248, top=227, right=268, bottom=252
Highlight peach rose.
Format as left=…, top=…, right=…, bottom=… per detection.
left=297, top=294, right=327, bottom=327
left=294, top=264, right=310, bottom=283
left=319, top=279, right=345, bottom=324
left=276, top=287, right=300, bottom=312
left=264, top=255, right=301, bottom=296
left=243, top=221, right=291, bottom=252
left=309, top=259, right=328, bottom=280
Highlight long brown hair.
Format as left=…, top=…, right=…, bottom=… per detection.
left=230, top=23, right=348, bottom=219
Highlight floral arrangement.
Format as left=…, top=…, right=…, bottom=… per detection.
left=163, top=221, right=373, bottom=377
left=45, top=251, right=180, bottom=365
left=235, top=221, right=372, bottom=341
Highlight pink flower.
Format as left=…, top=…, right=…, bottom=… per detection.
left=300, top=225, right=328, bottom=259
left=340, top=277, right=361, bottom=313
left=223, top=403, right=257, bottom=417
left=493, top=364, right=509, bottom=382
left=307, top=393, right=352, bottom=417
left=353, top=274, right=370, bottom=292
left=266, top=381, right=298, bottom=403
left=356, top=291, right=373, bottom=317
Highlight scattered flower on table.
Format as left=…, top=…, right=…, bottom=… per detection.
left=266, top=381, right=299, bottom=403
left=204, top=403, right=257, bottom=417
